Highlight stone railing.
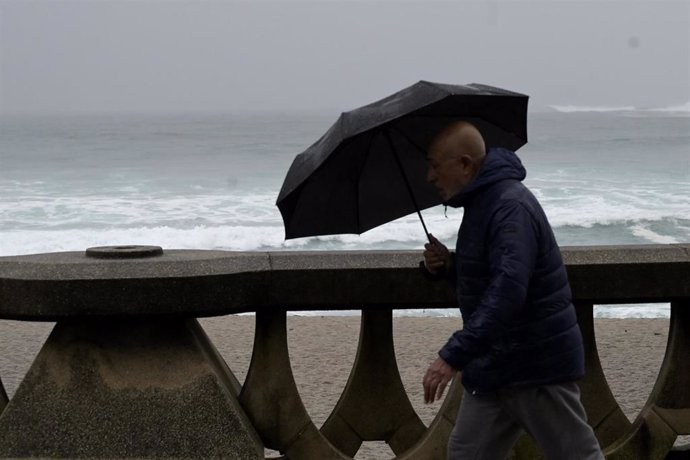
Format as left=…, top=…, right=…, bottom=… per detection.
left=0, top=244, right=687, bottom=459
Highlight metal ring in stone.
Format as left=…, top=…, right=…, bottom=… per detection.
left=85, top=245, right=164, bottom=259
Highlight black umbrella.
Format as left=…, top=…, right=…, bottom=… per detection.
left=277, top=80, right=528, bottom=240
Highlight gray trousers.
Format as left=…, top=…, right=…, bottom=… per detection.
left=448, top=381, right=604, bottom=460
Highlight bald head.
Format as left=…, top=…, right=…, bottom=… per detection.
left=426, top=121, right=487, bottom=200
left=429, top=121, right=486, bottom=163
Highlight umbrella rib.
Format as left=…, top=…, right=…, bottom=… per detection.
left=383, top=128, right=431, bottom=242
left=357, top=130, right=378, bottom=232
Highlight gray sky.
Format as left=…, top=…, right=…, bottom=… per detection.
left=1, top=0, right=688, bottom=114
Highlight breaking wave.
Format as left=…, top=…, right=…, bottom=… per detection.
left=549, top=105, right=636, bottom=113
left=549, top=101, right=690, bottom=114
left=647, top=101, right=690, bottom=113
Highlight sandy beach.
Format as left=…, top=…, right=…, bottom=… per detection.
left=0, top=316, right=674, bottom=458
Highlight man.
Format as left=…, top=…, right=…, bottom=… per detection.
left=421, top=121, right=603, bottom=459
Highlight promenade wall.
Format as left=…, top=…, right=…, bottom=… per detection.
left=0, top=244, right=687, bottom=458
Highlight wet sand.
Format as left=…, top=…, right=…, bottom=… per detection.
left=0, top=316, right=673, bottom=458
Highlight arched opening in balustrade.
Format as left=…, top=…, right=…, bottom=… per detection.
left=592, top=302, right=690, bottom=453
left=592, top=303, right=670, bottom=425
left=392, top=313, right=462, bottom=427
left=284, top=313, right=360, bottom=428
left=283, top=312, right=394, bottom=459
left=199, top=314, right=256, bottom=385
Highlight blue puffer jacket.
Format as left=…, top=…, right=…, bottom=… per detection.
left=437, top=147, right=585, bottom=394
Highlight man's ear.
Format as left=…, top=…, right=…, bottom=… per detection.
left=459, top=154, right=473, bottom=172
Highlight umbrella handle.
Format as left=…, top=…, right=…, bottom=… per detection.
left=383, top=128, right=432, bottom=243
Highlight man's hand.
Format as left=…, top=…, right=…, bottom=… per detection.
left=423, top=356, right=457, bottom=404
left=423, top=233, right=451, bottom=274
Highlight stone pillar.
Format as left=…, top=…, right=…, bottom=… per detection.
left=0, top=317, right=263, bottom=458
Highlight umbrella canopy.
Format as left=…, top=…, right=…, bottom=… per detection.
left=277, top=80, right=529, bottom=240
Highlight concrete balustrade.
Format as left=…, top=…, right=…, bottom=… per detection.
left=0, top=244, right=688, bottom=458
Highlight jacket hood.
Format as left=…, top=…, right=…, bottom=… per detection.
left=445, top=147, right=526, bottom=208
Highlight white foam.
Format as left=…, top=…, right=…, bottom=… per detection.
left=0, top=188, right=282, bottom=229
left=290, top=309, right=460, bottom=317
left=0, top=225, right=285, bottom=256
left=647, top=101, right=690, bottom=113
left=528, top=180, right=690, bottom=229
left=549, top=102, right=690, bottom=115
left=594, top=304, right=670, bottom=319
left=282, top=306, right=671, bottom=319
left=631, top=225, right=679, bottom=244
left=549, top=105, right=636, bottom=113
left=2, top=201, right=688, bottom=256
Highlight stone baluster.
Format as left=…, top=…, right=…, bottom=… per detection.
left=320, top=309, right=426, bottom=456
left=240, top=309, right=348, bottom=459
left=576, top=301, right=633, bottom=448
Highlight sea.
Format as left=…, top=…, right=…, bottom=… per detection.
left=1, top=106, right=688, bottom=318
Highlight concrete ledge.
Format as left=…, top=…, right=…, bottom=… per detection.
left=0, top=245, right=687, bottom=319
left=563, top=244, right=690, bottom=303
left=0, top=251, right=271, bottom=320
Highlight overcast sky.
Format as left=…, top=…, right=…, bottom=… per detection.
left=1, top=0, right=688, bottom=114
